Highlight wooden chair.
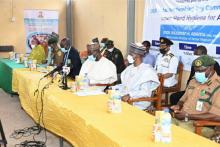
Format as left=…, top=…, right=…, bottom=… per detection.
left=193, top=120, right=220, bottom=135
left=163, top=62, right=183, bottom=106
left=129, top=75, right=164, bottom=111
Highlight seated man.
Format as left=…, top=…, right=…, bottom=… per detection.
left=103, top=40, right=126, bottom=81
left=79, top=43, right=117, bottom=90
left=142, top=40, right=156, bottom=67
left=60, top=38, right=82, bottom=79
left=170, top=45, right=220, bottom=105
left=120, top=43, right=160, bottom=110
left=171, top=55, right=220, bottom=137
left=155, top=37, right=179, bottom=87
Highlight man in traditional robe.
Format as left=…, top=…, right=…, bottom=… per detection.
left=119, top=43, right=160, bottom=110
left=80, top=43, right=117, bottom=88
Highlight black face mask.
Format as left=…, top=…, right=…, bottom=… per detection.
left=159, top=48, right=167, bottom=55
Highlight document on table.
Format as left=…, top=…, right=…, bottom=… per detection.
left=75, top=90, right=105, bottom=96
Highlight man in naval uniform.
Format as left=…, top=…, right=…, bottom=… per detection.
left=155, top=37, right=179, bottom=87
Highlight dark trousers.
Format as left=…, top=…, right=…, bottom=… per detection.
left=170, top=91, right=185, bottom=105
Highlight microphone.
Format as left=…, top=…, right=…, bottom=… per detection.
left=42, top=66, right=62, bottom=78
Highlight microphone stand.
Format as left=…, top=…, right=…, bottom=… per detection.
left=59, top=72, right=69, bottom=90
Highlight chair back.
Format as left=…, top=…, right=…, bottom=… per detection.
left=193, top=120, right=220, bottom=135
left=162, top=62, right=184, bottom=106
left=176, top=62, right=184, bottom=91
left=127, top=74, right=164, bottom=111
left=153, top=75, right=164, bottom=110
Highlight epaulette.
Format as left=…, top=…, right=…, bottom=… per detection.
left=187, top=85, right=195, bottom=89
left=216, top=78, right=220, bottom=84
left=168, top=53, right=174, bottom=58
left=207, top=79, right=212, bottom=86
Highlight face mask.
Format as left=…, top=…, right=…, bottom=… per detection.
left=127, top=55, right=134, bottom=64
left=159, top=48, right=167, bottom=55
left=48, top=46, right=52, bottom=52
left=31, top=45, right=36, bottom=49
left=100, top=43, right=105, bottom=49
left=195, top=72, right=208, bottom=84
left=87, top=55, right=96, bottom=62
left=193, top=55, right=200, bottom=60
left=107, top=48, right=114, bottom=52
left=61, top=47, right=67, bottom=53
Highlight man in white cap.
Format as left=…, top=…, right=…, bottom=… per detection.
left=119, top=43, right=160, bottom=110
left=79, top=43, right=117, bottom=88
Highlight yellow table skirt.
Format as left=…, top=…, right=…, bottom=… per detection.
left=12, top=69, right=219, bottom=147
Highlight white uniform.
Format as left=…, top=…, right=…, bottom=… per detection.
left=155, top=50, right=179, bottom=87
left=119, top=63, right=160, bottom=110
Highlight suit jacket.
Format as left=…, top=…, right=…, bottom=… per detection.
left=63, top=47, right=82, bottom=79
left=103, top=47, right=125, bottom=74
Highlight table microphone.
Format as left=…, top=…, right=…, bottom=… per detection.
left=42, top=66, right=62, bottom=78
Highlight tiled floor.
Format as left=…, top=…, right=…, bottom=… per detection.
left=0, top=88, right=72, bottom=147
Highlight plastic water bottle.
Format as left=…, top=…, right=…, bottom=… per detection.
left=161, top=108, right=172, bottom=143
left=152, top=111, right=163, bottom=142
left=107, top=89, right=121, bottom=113
left=112, top=89, right=122, bottom=113
left=82, top=73, right=90, bottom=90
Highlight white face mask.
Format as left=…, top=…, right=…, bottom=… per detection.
left=100, top=43, right=105, bottom=49
left=127, top=55, right=134, bottom=64
left=107, top=48, right=114, bottom=52
left=191, top=55, right=200, bottom=64
left=193, top=55, right=200, bottom=60
left=31, top=45, right=36, bottom=49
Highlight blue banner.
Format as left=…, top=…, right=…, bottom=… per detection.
left=160, top=25, right=220, bottom=44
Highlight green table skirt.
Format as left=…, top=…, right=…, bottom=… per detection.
left=0, top=58, right=25, bottom=93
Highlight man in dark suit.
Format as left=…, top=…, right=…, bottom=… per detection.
left=103, top=40, right=125, bottom=74
left=170, top=45, right=220, bottom=105
left=60, top=38, right=82, bottom=79
left=103, top=40, right=126, bottom=83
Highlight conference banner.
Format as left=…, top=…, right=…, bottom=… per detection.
left=24, top=10, right=58, bottom=53
left=143, top=0, right=220, bottom=70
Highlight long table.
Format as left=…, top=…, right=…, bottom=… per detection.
left=0, top=58, right=25, bottom=93
left=12, top=69, right=219, bottom=147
